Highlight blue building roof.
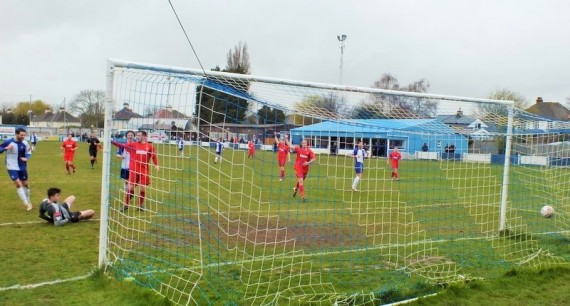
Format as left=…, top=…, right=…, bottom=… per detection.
left=292, top=119, right=456, bottom=135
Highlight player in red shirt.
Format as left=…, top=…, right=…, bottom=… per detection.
left=61, top=134, right=78, bottom=175
left=247, top=140, right=255, bottom=159
left=111, top=130, right=159, bottom=211
left=387, top=146, right=402, bottom=181
left=292, top=139, right=316, bottom=201
left=275, top=133, right=291, bottom=181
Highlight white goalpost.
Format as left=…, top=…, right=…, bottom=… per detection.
left=100, top=59, right=569, bottom=305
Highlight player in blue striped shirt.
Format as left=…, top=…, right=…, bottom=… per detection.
left=214, top=138, right=223, bottom=163
left=177, top=136, right=184, bottom=157
left=351, top=141, right=367, bottom=191
left=116, top=130, right=134, bottom=191
left=0, top=128, right=33, bottom=211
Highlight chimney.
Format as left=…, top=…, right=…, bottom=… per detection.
left=166, top=105, right=173, bottom=112
left=59, top=106, right=65, bottom=112
left=456, top=107, right=463, bottom=118
left=123, top=102, right=130, bottom=109
left=45, top=109, right=52, bottom=114
left=536, top=97, right=544, bottom=104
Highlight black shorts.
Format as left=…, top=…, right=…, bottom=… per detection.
left=120, top=168, right=129, bottom=180
left=62, top=203, right=81, bottom=222
left=69, top=212, right=81, bottom=222
left=89, top=149, right=98, bottom=157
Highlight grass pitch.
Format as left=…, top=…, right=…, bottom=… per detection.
left=1, top=141, right=570, bottom=305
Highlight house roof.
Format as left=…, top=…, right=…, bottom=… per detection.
left=36, top=111, right=80, bottom=123
left=114, top=106, right=141, bottom=120
left=467, top=119, right=488, bottom=128
left=153, top=108, right=188, bottom=119
left=435, top=114, right=477, bottom=125
left=526, top=102, right=570, bottom=121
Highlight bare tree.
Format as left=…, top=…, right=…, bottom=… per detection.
left=354, top=74, right=437, bottom=118
left=487, top=88, right=528, bottom=109
left=69, top=89, right=105, bottom=128
left=226, top=41, right=250, bottom=75
left=295, top=93, right=348, bottom=119
left=373, top=73, right=400, bottom=90
left=143, top=105, right=162, bottom=117
left=475, top=88, right=528, bottom=119
left=195, top=42, right=251, bottom=124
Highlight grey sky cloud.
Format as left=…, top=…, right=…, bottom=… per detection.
left=1, top=0, right=568, bottom=110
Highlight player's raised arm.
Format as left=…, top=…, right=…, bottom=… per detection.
left=287, top=142, right=291, bottom=162
left=111, top=139, right=123, bottom=148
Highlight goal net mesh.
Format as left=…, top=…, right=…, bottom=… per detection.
left=102, top=60, right=570, bottom=305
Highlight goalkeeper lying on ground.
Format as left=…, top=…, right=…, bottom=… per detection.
left=38, top=187, right=95, bottom=226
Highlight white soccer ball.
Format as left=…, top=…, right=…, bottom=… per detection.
left=540, top=205, right=554, bottom=218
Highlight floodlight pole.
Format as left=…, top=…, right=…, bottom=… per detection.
left=337, top=34, right=347, bottom=85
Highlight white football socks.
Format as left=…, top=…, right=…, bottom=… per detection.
left=352, top=176, right=360, bottom=189
left=24, top=186, right=31, bottom=204
left=17, top=187, right=29, bottom=205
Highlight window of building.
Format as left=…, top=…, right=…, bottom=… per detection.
left=390, top=139, right=404, bottom=149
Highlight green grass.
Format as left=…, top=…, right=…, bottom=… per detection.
left=0, top=141, right=170, bottom=305
left=409, top=266, right=570, bottom=306
left=1, top=141, right=569, bottom=305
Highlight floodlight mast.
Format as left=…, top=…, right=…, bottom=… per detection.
left=337, top=34, right=347, bottom=84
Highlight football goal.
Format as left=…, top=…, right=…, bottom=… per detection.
left=100, top=59, right=570, bottom=305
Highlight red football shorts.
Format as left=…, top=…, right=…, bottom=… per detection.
left=128, top=171, right=151, bottom=186
left=63, top=153, right=75, bottom=162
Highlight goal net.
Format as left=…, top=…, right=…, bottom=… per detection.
left=101, top=59, right=570, bottom=305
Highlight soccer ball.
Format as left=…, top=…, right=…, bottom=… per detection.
left=540, top=205, right=554, bottom=218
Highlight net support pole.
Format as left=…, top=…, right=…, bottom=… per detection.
left=499, top=104, right=515, bottom=232
left=98, top=59, right=115, bottom=267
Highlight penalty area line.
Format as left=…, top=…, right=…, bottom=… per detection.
left=0, top=219, right=100, bottom=227
left=0, top=273, right=92, bottom=292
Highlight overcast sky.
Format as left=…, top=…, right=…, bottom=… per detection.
left=1, top=0, right=569, bottom=110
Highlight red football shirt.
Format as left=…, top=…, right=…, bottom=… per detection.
left=61, top=139, right=77, bottom=154
left=294, top=146, right=315, bottom=171
left=117, top=141, right=158, bottom=174
left=277, top=142, right=290, bottom=161
left=389, top=151, right=402, bottom=167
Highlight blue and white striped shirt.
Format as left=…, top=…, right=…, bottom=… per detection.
left=0, top=139, right=31, bottom=171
